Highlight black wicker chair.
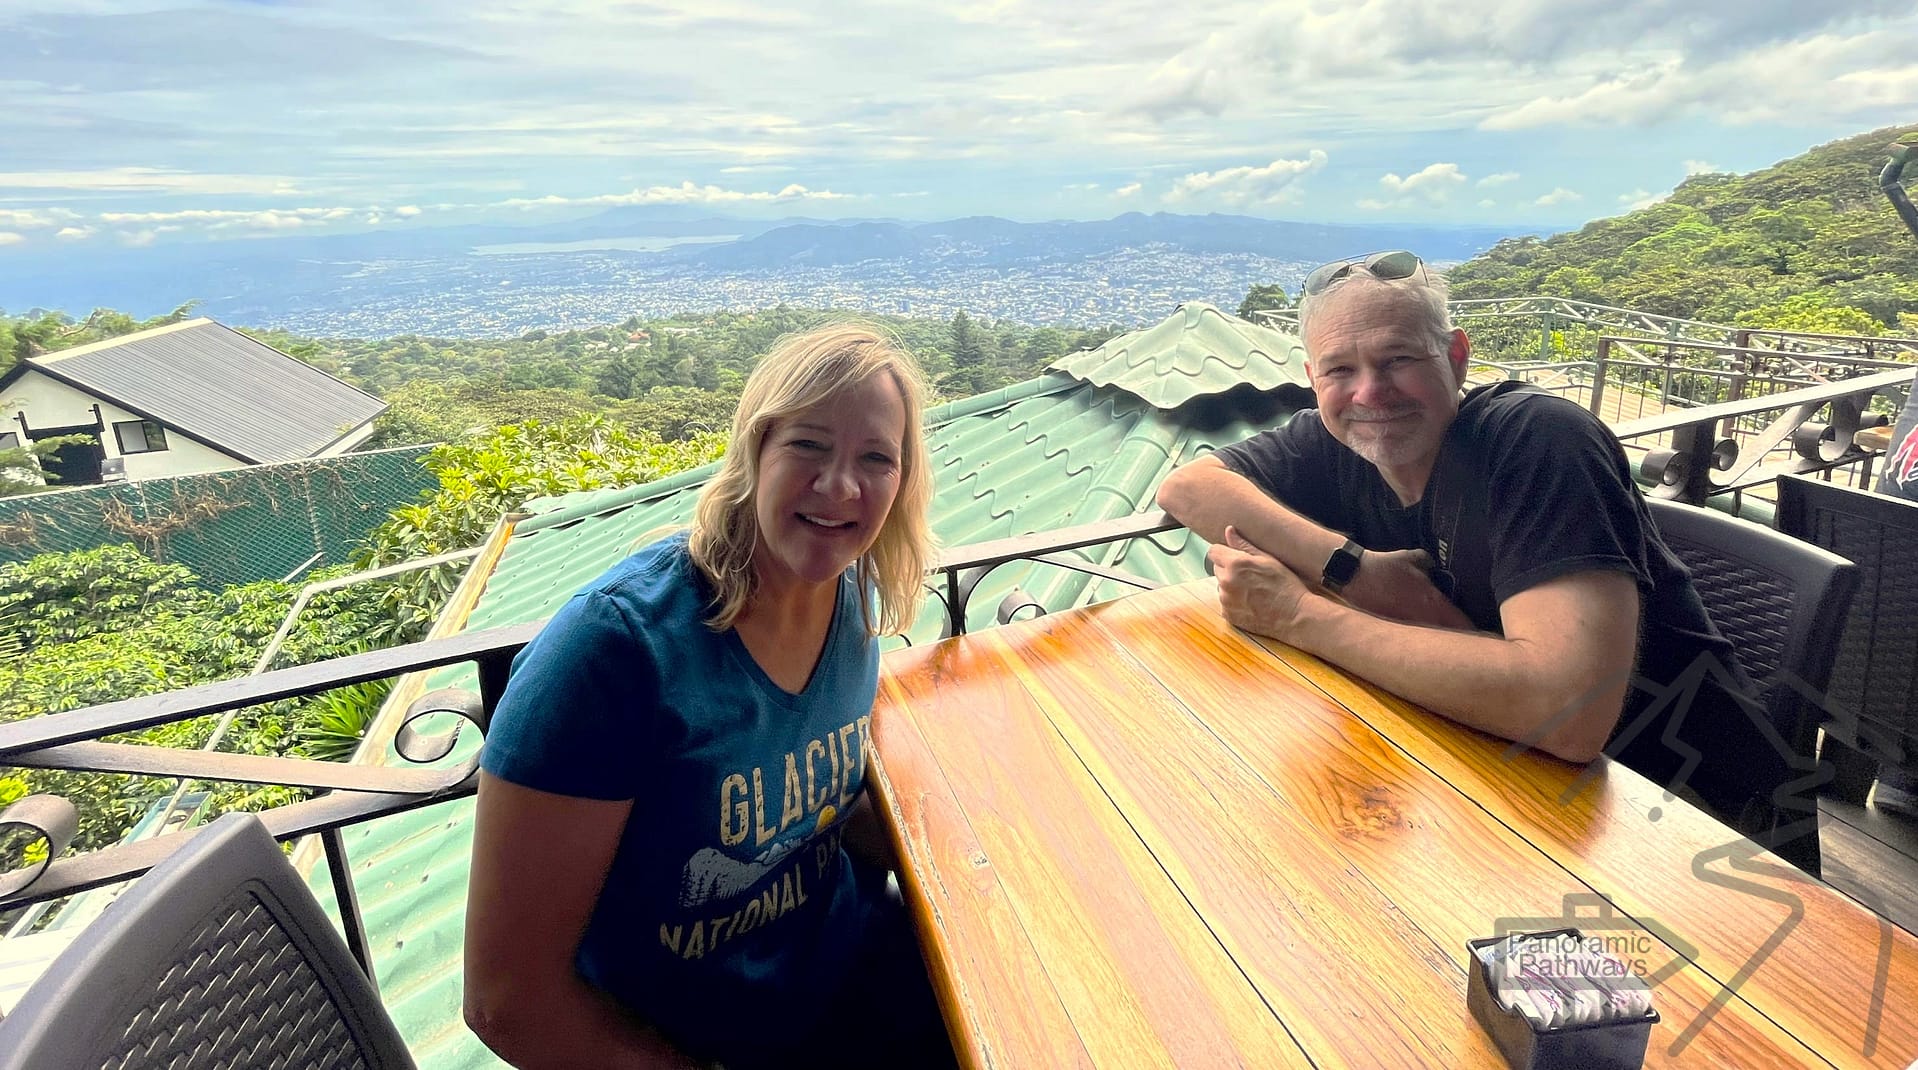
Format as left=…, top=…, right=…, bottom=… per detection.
left=1776, top=473, right=1918, bottom=805
left=0, top=812, right=415, bottom=1070
left=1643, top=498, right=1858, bottom=876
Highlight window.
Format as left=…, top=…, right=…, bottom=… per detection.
left=0, top=431, right=18, bottom=450
left=113, top=420, right=170, bottom=454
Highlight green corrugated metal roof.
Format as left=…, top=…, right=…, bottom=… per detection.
left=308, top=303, right=1313, bottom=1068
left=1047, top=301, right=1309, bottom=409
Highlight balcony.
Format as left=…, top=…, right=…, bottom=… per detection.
left=2, top=347, right=1915, bottom=1066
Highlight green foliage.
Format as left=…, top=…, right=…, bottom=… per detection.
left=1237, top=283, right=1289, bottom=319
left=355, top=415, right=726, bottom=642
left=1733, top=292, right=1884, bottom=336
left=0, top=550, right=392, bottom=853
left=295, top=680, right=393, bottom=762
left=296, top=307, right=1120, bottom=451
left=1451, top=124, right=1918, bottom=329
left=0, top=545, right=200, bottom=649
left=0, top=304, right=197, bottom=376
left=0, top=432, right=90, bottom=498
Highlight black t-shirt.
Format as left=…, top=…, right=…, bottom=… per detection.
left=1214, top=382, right=1774, bottom=809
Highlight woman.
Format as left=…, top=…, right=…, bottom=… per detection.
left=464, top=324, right=948, bottom=1069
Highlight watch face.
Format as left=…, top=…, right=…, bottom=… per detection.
left=1325, top=544, right=1362, bottom=587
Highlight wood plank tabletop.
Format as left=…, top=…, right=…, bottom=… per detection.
left=869, top=579, right=1918, bottom=1070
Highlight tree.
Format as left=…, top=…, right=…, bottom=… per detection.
left=1237, top=283, right=1289, bottom=319
left=0, top=432, right=89, bottom=498
left=0, top=544, right=199, bottom=650
left=0, top=550, right=392, bottom=853
left=595, top=353, right=643, bottom=399
left=945, top=311, right=988, bottom=396
left=355, top=415, right=726, bottom=642
left=690, top=350, right=720, bottom=391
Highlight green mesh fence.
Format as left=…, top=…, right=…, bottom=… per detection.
left=0, top=446, right=437, bottom=586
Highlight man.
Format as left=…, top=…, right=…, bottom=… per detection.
left=1157, top=252, right=1791, bottom=847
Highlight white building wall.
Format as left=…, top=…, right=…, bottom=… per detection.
left=3, top=369, right=247, bottom=482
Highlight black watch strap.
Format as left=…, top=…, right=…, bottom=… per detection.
left=1320, top=538, right=1364, bottom=593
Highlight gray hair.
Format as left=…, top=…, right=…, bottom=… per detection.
left=1297, top=261, right=1455, bottom=357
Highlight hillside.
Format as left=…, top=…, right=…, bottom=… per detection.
left=1451, top=124, right=1918, bottom=335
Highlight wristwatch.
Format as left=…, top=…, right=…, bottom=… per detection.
left=1320, top=538, right=1364, bottom=594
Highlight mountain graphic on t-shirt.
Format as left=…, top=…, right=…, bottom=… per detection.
left=678, top=837, right=803, bottom=908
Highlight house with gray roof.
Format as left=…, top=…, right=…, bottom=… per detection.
left=0, top=318, right=385, bottom=486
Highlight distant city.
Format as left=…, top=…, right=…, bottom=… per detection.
left=240, top=247, right=1315, bottom=337
left=1, top=211, right=1521, bottom=338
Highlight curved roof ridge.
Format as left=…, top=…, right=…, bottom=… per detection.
left=1047, top=300, right=1310, bottom=409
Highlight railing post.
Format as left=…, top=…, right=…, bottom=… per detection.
left=1539, top=310, right=1555, bottom=364
left=944, top=570, right=964, bottom=638
left=1721, top=331, right=1750, bottom=441
left=1590, top=338, right=1609, bottom=417
left=1669, top=421, right=1716, bottom=505
left=322, top=827, right=378, bottom=992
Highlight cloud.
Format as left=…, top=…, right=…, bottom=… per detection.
left=395, top=204, right=423, bottom=217
left=1476, top=172, right=1519, bottom=187
left=719, top=165, right=797, bottom=174
left=1126, top=0, right=1915, bottom=132
left=1618, top=188, right=1668, bottom=210
left=493, top=182, right=853, bottom=209
left=1481, top=26, right=1918, bottom=130
left=0, top=208, right=78, bottom=228
left=1684, top=159, right=1724, bottom=175
left=1478, top=198, right=1498, bottom=208
left=1536, top=187, right=1583, bottom=206
left=1379, top=162, right=1466, bottom=200
left=0, top=168, right=303, bottom=196
left=0, top=232, right=24, bottom=247
left=97, top=206, right=358, bottom=230
left=1115, top=182, right=1143, bottom=198
left=1356, top=161, right=1465, bottom=211
left=1130, top=47, right=1239, bottom=119
left=1164, top=150, right=1328, bottom=207
left=55, top=226, right=96, bottom=241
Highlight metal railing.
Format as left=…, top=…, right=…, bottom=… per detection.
left=0, top=511, right=1182, bottom=980
left=1608, top=366, right=1914, bottom=505
left=1462, top=335, right=1913, bottom=505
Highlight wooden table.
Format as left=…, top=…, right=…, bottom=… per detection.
left=870, top=580, right=1918, bottom=1069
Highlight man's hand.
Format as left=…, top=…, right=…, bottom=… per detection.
left=1341, top=548, right=1476, bottom=631
left=1208, top=525, right=1320, bottom=642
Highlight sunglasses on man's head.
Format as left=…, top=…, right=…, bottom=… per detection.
left=1302, top=250, right=1425, bottom=296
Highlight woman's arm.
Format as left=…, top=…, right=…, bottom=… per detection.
left=464, top=772, right=704, bottom=1070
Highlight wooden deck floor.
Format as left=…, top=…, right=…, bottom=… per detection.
left=1821, top=789, right=1918, bottom=936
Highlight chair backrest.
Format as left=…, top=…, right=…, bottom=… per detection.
left=1776, top=473, right=1918, bottom=770
left=0, top=813, right=415, bottom=1070
left=1644, top=498, right=1858, bottom=874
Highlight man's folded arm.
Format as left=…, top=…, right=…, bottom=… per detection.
left=1287, top=569, right=1641, bottom=763
left=1157, top=455, right=1346, bottom=581
left=1161, top=457, right=1474, bottom=631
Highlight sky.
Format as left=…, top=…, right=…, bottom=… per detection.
left=1, top=0, right=1915, bottom=252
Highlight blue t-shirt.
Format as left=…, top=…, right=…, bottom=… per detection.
left=481, top=532, right=884, bottom=1064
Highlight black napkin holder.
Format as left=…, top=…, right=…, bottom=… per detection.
left=1467, top=929, right=1658, bottom=1070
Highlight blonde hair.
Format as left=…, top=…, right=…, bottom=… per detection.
left=689, top=322, right=934, bottom=635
